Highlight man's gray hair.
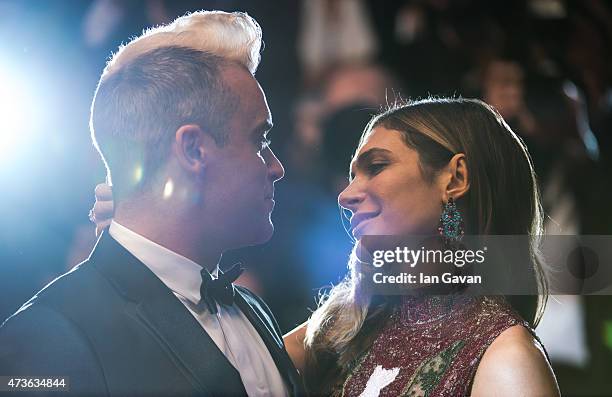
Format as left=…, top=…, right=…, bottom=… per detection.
left=90, top=11, right=262, bottom=200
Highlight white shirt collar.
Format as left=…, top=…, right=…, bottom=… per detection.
left=109, top=220, right=214, bottom=305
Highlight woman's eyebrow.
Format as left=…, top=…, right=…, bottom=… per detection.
left=350, top=148, right=393, bottom=178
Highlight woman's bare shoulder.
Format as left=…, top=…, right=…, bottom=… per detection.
left=471, top=325, right=560, bottom=397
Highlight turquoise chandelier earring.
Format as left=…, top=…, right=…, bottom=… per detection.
left=438, top=197, right=464, bottom=244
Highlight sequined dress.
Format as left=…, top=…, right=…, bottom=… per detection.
left=338, top=295, right=534, bottom=397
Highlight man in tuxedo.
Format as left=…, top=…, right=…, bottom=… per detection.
left=0, top=11, right=303, bottom=396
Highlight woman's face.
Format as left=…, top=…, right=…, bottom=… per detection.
left=338, top=126, right=446, bottom=240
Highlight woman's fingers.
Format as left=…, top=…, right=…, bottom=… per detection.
left=90, top=200, right=113, bottom=236
left=92, top=199, right=114, bottom=222
left=90, top=183, right=114, bottom=236
left=95, top=219, right=112, bottom=237
left=94, top=183, right=113, bottom=201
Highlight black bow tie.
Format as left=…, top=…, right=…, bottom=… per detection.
left=197, top=263, right=244, bottom=314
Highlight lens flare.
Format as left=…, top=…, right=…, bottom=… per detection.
left=163, top=178, right=174, bottom=199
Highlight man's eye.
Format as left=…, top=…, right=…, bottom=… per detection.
left=260, top=138, right=271, bottom=150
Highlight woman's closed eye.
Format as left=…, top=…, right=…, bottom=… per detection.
left=366, top=162, right=388, bottom=175
left=348, top=162, right=388, bottom=181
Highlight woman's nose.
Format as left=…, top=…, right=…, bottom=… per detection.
left=338, top=182, right=365, bottom=213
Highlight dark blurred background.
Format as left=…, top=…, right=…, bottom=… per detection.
left=0, top=0, right=611, bottom=395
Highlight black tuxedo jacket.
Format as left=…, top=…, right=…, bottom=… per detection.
left=0, top=233, right=304, bottom=396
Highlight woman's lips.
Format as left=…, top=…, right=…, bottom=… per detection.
left=352, top=221, right=369, bottom=238
left=351, top=213, right=378, bottom=238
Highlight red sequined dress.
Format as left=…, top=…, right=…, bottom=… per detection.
left=338, top=295, right=537, bottom=396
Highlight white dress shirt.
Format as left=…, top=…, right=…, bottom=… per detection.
left=109, top=221, right=289, bottom=397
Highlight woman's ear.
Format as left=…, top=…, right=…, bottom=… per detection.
left=444, top=153, right=470, bottom=201
left=174, top=124, right=212, bottom=176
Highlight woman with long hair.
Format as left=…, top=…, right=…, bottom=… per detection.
left=286, top=97, right=558, bottom=396
left=92, top=97, right=559, bottom=396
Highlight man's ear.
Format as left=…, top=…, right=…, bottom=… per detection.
left=443, top=153, right=470, bottom=201
left=174, top=124, right=213, bottom=176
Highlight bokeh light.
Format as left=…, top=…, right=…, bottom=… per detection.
left=0, top=63, right=31, bottom=164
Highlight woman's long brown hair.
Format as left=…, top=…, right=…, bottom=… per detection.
left=303, top=98, right=547, bottom=395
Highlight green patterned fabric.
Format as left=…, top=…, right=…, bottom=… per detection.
left=400, top=340, right=465, bottom=397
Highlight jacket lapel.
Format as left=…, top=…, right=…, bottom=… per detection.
left=90, top=232, right=247, bottom=396
left=234, top=289, right=304, bottom=396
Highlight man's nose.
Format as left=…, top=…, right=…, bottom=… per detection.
left=267, top=149, right=285, bottom=182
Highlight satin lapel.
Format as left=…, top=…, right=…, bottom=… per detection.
left=234, top=290, right=304, bottom=396
left=90, top=232, right=247, bottom=396
left=128, top=298, right=247, bottom=396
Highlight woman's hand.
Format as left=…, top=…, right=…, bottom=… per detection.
left=283, top=321, right=308, bottom=373
left=90, top=183, right=114, bottom=236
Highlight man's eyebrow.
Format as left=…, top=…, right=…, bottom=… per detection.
left=349, top=148, right=393, bottom=179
